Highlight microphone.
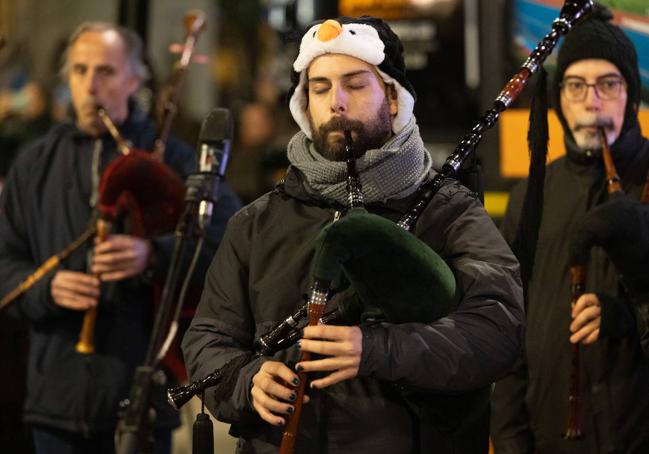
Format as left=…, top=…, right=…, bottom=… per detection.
left=197, top=108, right=233, bottom=228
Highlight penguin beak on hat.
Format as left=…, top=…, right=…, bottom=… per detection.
left=316, top=20, right=343, bottom=42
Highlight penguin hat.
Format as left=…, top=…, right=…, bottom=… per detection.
left=289, top=16, right=416, bottom=140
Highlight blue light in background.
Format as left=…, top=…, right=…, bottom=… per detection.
left=513, top=0, right=649, bottom=96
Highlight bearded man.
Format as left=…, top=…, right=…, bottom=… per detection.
left=491, top=6, right=649, bottom=454
left=182, top=16, right=523, bottom=454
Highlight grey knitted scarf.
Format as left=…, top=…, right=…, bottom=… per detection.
left=286, top=117, right=432, bottom=205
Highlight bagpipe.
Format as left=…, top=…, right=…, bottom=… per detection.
left=564, top=122, right=649, bottom=439
left=0, top=11, right=207, bottom=360
left=167, top=1, right=595, bottom=451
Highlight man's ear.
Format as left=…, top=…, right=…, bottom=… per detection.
left=127, top=73, right=141, bottom=97
left=387, top=84, right=398, bottom=116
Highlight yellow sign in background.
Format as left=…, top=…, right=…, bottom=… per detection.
left=500, top=109, right=649, bottom=178
left=339, top=0, right=441, bottom=20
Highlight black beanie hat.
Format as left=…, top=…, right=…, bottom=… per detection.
left=554, top=3, right=640, bottom=132
left=288, top=16, right=416, bottom=139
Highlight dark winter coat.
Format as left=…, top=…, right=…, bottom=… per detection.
left=0, top=109, right=241, bottom=435
left=491, top=123, right=649, bottom=454
left=182, top=165, right=525, bottom=454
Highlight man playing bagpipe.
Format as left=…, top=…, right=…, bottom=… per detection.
left=491, top=5, right=649, bottom=453
left=0, top=22, right=241, bottom=453
left=183, top=16, right=524, bottom=453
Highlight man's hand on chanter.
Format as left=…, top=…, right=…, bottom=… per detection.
left=570, top=292, right=601, bottom=345
left=51, top=270, right=100, bottom=310
left=251, top=360, right=309, bottom=426
left=92, top=234, right=151, bottom=281
left=296, top=324, right=362, bottom=390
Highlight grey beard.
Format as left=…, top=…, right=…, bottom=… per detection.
left=574, top=131, right=603, bottom=152
left=572, top=115, right=615, bottom=152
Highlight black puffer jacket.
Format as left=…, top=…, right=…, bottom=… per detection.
left=182, top=166, right=524, bottom=453
left=491, top=123, right=649, bottom=454
left=0, top=109, right=241, bottom=435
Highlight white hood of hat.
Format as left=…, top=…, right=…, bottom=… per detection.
left=289, top=20, right=415, bottom=140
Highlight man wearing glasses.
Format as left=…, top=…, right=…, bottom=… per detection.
left=491, top=6, right=649, bottom=454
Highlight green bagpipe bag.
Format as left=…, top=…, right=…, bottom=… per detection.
left=311, top=208, right=460, bottom=324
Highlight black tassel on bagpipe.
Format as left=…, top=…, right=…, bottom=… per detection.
left=192, top=391, right=214, bottom=454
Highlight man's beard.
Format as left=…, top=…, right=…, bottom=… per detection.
left=309, top=100, right=393, bottom=161
left=571, top=114, right=615, bottom=151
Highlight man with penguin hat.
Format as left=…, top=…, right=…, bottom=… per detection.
left=183, top=15, right=524, bottom=453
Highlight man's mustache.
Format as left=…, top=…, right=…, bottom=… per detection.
left=317, top=116, right=365, bottom=137
left=574, top=117, right=614, bottom=132
left=80, top=97, right=101, bottom=113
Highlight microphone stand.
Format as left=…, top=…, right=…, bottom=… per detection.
left=115, top=169, right=221, bottom=454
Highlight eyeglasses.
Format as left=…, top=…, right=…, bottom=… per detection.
left=560, top=76, right=626, bottom=102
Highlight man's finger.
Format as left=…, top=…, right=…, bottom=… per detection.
left=572, top=293, right=599, bottom=318
left=51, top=288, right=96, bottom=309
left=54, top=271, right=100, bottom=288
left=260, top=361, right=300, bottom=388
left=54, top=281, right=100, bottom=298
left=570, top=329, right=587, bottom=344
left=570, top=328, right=593, bottom=344
left=584, top=328, right=600, bottom=344
left=570, top=318, right=600, bottom=344
left=93, top=250, right=137, bottom=265
left=94, top=235, right=133, bottom=252
left=298, top=338, right=356, bottom=357
left=53, top=275, right=99, bottom=297
left=303, top=324, right=354, bottom=341
left=297, top=356, right=358, bottom=373
left=92, top=258, right=137, bottom=274
left=251, top=389, right=286, bottom=426
left=310, top=368, right=356, bottom=389
left=56, top=271, right=100, bottom=286
left=257, top=376, right=298, bottom=404
left=253, top=386, right=294, bottom=414
left=570, top=306, right=601, bottom=333
left=257, top=406, right=285, bottom=426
